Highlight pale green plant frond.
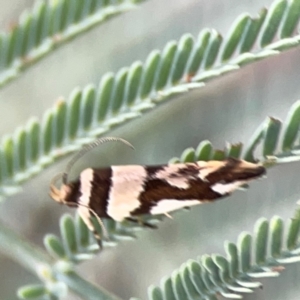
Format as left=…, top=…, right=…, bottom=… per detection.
left=38, top=100, right=300, bottom=267
left=147, top=210, right=300, bottom=300
left=0, top=216, right=121, bottom=300
left=16, top=211, right=162, bottom=300
left=43, top=212, right=163, bottom=263
left=3, top=0, right=300, bottom=299
left=17, top=270, right=121, bottom=300
left=13, top=95, right=300, bottom=298
left=2, top=0, right=300, bottom=200
left=17, top=266, right=121, bottom=300
left=0, top=1, right=300, bottom=204
left=170, top=100, right=300, bottom=166
left=0, top=0, right=147, bottom=88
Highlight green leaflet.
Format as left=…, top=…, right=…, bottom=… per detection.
left=17, top=284, right=47, bottom=299
left=148, top=213, right=300, bottom=300
left=222, top=14, right=251, bottom=61
left=0, top=0, right=148, bottom=87
left=2, top=0, right=300, bottom=197
left=44, top=234, right=66, bottom=260
left=260, top=0, right=288, bottom=47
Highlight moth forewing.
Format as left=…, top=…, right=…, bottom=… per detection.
left=53, top=158, right=265, bottom=223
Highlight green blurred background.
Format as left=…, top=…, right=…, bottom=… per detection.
left=1, top=0, right=300, bottom=299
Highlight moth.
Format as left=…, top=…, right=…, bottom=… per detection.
left=50, top=137, right=266, bottom=247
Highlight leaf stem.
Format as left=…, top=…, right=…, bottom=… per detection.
left=0, top=219, right=121, bottom=300
left=57, top=271, right=122, bottom=300
left=0, top=219, right=52, bottom=271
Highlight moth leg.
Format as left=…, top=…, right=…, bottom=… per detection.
left=164, top=212, right=173, bottom=219
left=126, top=217, right=158, bottom=229
left=92, top=229, right=103, bottom=250
left=78, top=209, right=102, bottom=250
left=237, top=183, right=249, bottom=191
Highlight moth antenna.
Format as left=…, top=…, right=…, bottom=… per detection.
left=50, top=172, right=63, bottom=188
left=62, top=137, right=134, bottom=184
left=66, top=201, right=109, bottom=240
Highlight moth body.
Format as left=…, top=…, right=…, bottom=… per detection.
left=49, top=137, right=266, bottom=247
left=51, top=158, right=265, bottom=223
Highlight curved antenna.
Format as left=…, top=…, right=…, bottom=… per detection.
left=50, top=172, right=64, bottom=188
left=62, top=137, right=134, bottom=184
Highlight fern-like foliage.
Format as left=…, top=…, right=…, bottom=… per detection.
left=146, top=210, right=300, bottom=300
left=16, top=212, right=163, bottom=299
left=4, top=1, right=300, bottom=298
left=28, top=203, right=300, bottom=299
left=170, top=100, right=300, bottom=165
left=38, top=99, right=300, bottom=263
left=15, top=98, right=300, bottom=299
left=0, top=0, right=147, bottom=88
left=2, top=0, right=300, bottom=200
left=43, top=212, right=163, bottom=262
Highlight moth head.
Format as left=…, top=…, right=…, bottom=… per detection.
left=49, top=173, right=72, bottom=204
